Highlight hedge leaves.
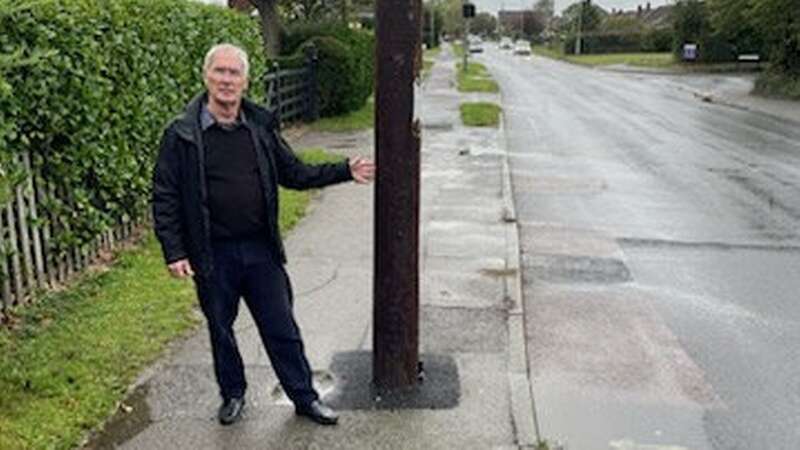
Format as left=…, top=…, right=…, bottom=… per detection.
left=0, top=0, right=266, bottom=252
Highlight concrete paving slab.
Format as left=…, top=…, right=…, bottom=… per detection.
left=421, top=306, right=507, bottom=354
left=421, top=266, right=506, bottom=309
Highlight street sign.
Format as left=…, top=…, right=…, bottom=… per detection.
left=683, top=43, right=698, bottom=62
left=463, top=3, right=475, bottom=18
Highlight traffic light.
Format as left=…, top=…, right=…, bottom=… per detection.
left=462, top=3, right=475, bottom=18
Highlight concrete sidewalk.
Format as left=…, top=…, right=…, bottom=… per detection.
left=85, top=45, right=538, bottom=449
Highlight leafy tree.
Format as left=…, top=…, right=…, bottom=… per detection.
left=282, top=0, right=341, bottom=21
left=533, top=0, right=554, bottom=22
left=749, top=0, right=800, bottom=74
left=440, top=0, right=464, bottom=37
left=423, top=4, right=444, bottom=47
left=708, top=0, right=764, bottom=54
left=672, top=0, right=711, bottom=56
left=471, top=12, right=497, bottom=37
left=561, top=0, right=606, bottom=34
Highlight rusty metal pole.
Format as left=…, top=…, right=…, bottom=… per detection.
left=373, top=0, right=422, bottom=391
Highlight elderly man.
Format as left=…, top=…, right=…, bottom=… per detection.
left=152, top=43, right=375, bottom=426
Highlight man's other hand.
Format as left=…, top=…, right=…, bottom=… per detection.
left=168, top=259, right=195, bottom=278
left=349, top=156, right=376, bottom=184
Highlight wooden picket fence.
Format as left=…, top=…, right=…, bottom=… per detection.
left=0, top=151, right=147, bottom=318
left=0, top=55, right=320, bottom=320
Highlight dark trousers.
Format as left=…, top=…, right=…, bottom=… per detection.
left=194, top=236, right=319, bottom=406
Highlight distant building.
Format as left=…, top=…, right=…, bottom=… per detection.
left=616, top=4, right=675, bottom=29
left=498, top=10, right=539, bottom=37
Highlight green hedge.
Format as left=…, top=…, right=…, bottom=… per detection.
left=299, top=37, right=360, bottom=116
left=282, top=22, right=374, bottom=117
left=0, top=0, right=265, bottom=253
left=564, top=29, right=672, bottom=55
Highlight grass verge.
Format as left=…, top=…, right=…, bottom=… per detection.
left=460, top=102, right=502, bottom=127
left=532, top=46, right=676, bottom=68
left=424, top=46, right=441, bottom=59
left=0, top=148, right=344, bottom=450
left=422, top=46, right=441, bottom=79
left=456, top=62, right=499, bottom=93
left=453, top=43, right=465, bottom=59
left=754, top=70, right=800, bottom=100
left=309, top=97, right=373, bottom=133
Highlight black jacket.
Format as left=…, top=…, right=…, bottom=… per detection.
left=152, top=93, right=352, bottom=277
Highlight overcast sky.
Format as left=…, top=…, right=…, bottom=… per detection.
left=473, top=0, right=673, bottom=15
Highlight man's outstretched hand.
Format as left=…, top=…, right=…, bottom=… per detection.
left=168, top=259, right=195, bottom=278
left=349, top=156, right=376, bottom=184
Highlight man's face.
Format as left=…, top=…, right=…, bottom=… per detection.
left=204, top=50, right=248, bottom=106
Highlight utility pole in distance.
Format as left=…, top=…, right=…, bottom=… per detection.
left=373, top=0, right=422, bottom=391
left=463, top=2, right=475, bottom=71
left=575, top=0, right=586, bottom=55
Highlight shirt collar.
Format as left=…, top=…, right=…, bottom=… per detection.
left=200, top=101, right=248, bottom=131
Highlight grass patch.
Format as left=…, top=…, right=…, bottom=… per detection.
left=532, top=46, right=676, bottom=68
left=424, top=46, right=441, bottom=58
left=309, top=97, right=373, bottom=133
left=456, top=62, right=499, bottom=93
left=532, top=46, right=771, bottom=73
left=0, top=149, right=343, bottom=450
left=531, top=45, right=564, bottom=61
left=422, top=59, right=435, bottom=80
left=453, top=43, right=465, bottom=59
left=754, top=70, right=800, bottom=100
left=570, top=52, right=676, bottom=68
left=460, top=102, right=502, bottom=127
left=278, top=149, right=346, bottom=232
left=0, top=235, right=199, bottom=450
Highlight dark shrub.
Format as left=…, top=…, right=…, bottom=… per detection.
left=300, top=36, right=362, bottom=116
left=283, top=22, right=374, bottom=114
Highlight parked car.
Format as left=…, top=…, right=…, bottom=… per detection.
left=513, top=41, right=531, bottom=55
left=469, top=38, right=484, bottom=53
left=499, top=37, right=513, bottom=50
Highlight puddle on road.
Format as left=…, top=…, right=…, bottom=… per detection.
left=83, top=384, right=152, bottom=450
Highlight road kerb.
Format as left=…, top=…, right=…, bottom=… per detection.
left=498, top=113, right=541, bottom=447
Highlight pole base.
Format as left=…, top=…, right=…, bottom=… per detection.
left=325, top=351, right=460, bottom=411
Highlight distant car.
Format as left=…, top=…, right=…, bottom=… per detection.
left=513, top=41, right=531, bottom=55
left=499, top=38, right=513, bottom=50
left=469, top=38, right=484, bottom=53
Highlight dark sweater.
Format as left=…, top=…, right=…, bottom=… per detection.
left=203, top=124, right=269, bottom=239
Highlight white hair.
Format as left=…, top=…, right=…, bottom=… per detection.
left=203, top=43, right=250, bottom=78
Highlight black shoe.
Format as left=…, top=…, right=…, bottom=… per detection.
left=218, top=397, right=245, bottom=425
left=295, top=400, right=339, bottom=425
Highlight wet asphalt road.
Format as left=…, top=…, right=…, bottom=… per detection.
left=479, top=48, right=800, bottom=449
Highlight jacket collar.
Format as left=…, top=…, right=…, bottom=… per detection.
left=173, top=92, right=276, bottom=143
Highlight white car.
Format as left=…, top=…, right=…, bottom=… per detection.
left=469, top=38, right=484, bottom=53
left=513, top=41, right=531, bottom=55
left=499, top=38, right=513, bottom=50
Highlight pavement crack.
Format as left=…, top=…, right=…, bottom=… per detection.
left=295, top=263, right=341, bottom=297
